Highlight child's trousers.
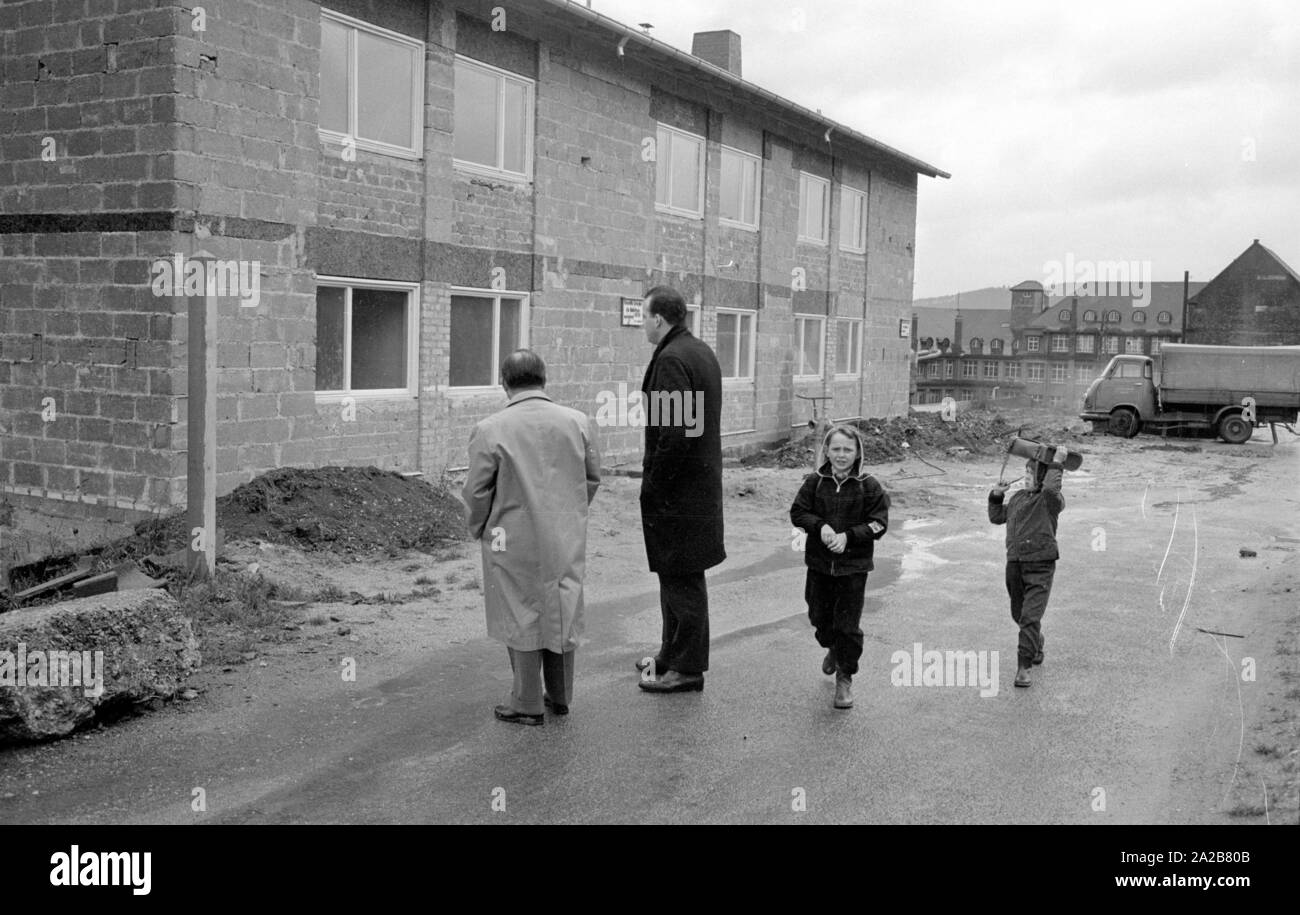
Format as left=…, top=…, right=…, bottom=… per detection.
left=1006, top=560, right=1055, bottom=667
left=805, top=569, right=868, bottom=676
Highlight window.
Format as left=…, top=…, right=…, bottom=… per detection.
left=321, top=11, right=424, bottom=157
left=719, top=146, right=760, bottom=229
left=835, top=319, right=862, bottom=375
left=1005, top=361, right=1021, bottom=380
left=655, top=124, right=705, bottom=218
left=969, top=338, right=983, bottom=354
left=1115, top=361, right=1145, bottom=379
left=1058, top=308, right=1072, bottom=321
left=1102, top=335, right=1120, bottom=354
left=685, top=304, right=700, bottom=336
left=1050, top=334, right=1069, bottom=353
left=839, top=185, right=867, bottom=252
left=1025, top=335, right=1040, bottom=353
left=1125, top=336, right=1144, bottom=354
left=983, top=361, right=999, bottom=378
left=1076, top=366, right=1094, bottom=383
left=1082, top=310, right=1097, bottom=323
left=1051, top=364, right=1068, bottom=383
left=716, top=310, right=755, bottom=379
left=1106, top=309, right=1122, bottom=323
left=958, top=389, right=974, bottom=401
left=794, top=316, right=825, bottom=378
left=1049, top=395, right=1064, bottom=407
left=1132, top=309, right=1146, bottom=323
left=1026, top=363, right=1045, bottom=382
left=453, top=56, right=533, bottom=178
left=927, top=361, right=940, bottom=378
left=1157, top=311, right=1173, bottom=325
left=1150, top=337, right=1163, bottom=355
left=798, top=172, right=830, bottom=244
left=1075, top=334, right=1095, bottom=354
left=962, top=360, right=978, bottom=378
left=944, top=360, right=954, bottom=378
left=990, top=338, right=1004, bottom=355
left=315, top=278, right=418, bottom=394
left=448, top=290, right=527, bottom=388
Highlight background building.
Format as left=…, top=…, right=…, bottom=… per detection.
left=913, top=280, right=1203, bottom=408
left=1185, top=239, right=1300, bottom=345
left=0, top=0, right=946, bottom=566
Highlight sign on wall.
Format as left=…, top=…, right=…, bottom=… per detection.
left=899, top=319, right=911, bottom=338
left=621, top=297, right=644, bottom=327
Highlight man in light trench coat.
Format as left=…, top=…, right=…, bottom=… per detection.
left=463, top=350, right=602, bottom=726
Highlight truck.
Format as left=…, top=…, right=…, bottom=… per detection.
left=1080, top=343, right=1300, bottom=443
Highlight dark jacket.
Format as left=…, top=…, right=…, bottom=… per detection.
left=988, top=466, right=1065, bottom=561
left=790, top=425, right=890, bottom=575
left=640, top=323, right=726, bottom=573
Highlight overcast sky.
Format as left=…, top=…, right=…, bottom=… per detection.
left=591, top=0, right=1299, bottom=299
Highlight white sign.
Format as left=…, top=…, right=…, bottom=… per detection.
left=621, top=298, right=644, bottom=327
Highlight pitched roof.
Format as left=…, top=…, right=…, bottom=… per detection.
left=913, top=286, right=1014, bottom=311
left=1024, top=283, right=1203, bottom=332
left=536, top=0, right=949, bottom=179
left=1188, top=239, right=1300, bottom=304
left=913, top=307, right=1012, bottom=350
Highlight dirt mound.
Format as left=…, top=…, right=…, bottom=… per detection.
left=744, top=407, right=1094, bottom=470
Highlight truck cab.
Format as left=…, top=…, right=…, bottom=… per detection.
left=1081, top=355, right=1156, bottom=436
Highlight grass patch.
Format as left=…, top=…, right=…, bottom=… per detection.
left=1225, top=803, right=1267, bottom=818
left=414, top=574, right=436, bottom=585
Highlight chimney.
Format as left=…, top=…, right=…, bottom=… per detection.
left=953, top=312, right=964, bottom=356
left=691, top=30, right=742, bottom=76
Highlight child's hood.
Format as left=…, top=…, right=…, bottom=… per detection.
left=814, top=424, right=872, bottom=482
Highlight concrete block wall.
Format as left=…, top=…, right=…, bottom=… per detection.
left=0, top=0, right=187, bottom=569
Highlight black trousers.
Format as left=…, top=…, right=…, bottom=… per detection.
left=1006, top=560, right=1055, bottom=667
left=805, top=569, right=867, bottom=676
left=656, top=571, right=709, bottom=675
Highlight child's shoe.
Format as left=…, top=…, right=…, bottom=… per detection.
left=821, top=649, right=836, bottom=676
left=833, top=672, right=853, bottom=709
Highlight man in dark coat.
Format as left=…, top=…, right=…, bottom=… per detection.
left=635, top=286, right=725, bottom=693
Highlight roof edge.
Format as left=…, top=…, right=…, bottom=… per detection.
left=535, top=0, right=951, bottom=179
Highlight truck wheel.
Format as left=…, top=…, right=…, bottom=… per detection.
left=1109, top=407, right=1141, bottom=438
left=1218, top=414, right=1252, bottom=444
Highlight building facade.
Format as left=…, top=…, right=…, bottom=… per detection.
left=913, top=281, right=1201, bottom=408
left=0, top=0, right=946, bottom=567
left=1185, top=239, right=1300, bottom=345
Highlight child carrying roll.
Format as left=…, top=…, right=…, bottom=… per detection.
left=790, top=424, right=890, bottom=709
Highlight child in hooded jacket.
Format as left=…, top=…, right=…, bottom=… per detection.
left=790, top=424, right=890, bottom=709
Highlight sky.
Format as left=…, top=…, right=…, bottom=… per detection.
left=589, top=0, right=1300, bottom=299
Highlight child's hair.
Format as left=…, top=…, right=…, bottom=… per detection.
left=824, top=424, right=859, bottom=451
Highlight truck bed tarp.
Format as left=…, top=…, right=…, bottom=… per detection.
left=1159, top=344, right=1300, bottom=407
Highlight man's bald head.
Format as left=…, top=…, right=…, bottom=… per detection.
left=501, top=349, right=546, bottom=393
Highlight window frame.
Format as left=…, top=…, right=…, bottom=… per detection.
left=655, top=124, right=706, bottom=219
left=1025, top=335, right=1041, bottom=353
left=1050, top=363, right=1069, bottom=383
left=313, top=275, right=420, bottom=400
left=452, top=55, right=536, bottom=182
left=1124, top=335, right=1144, bottom=354
left=446, top=286, right=532, bottom=393
left=1005, top=361, right=1021, bottom=380
left=797, top=171, right=830, bottom=245
left=1049, top=333, right=1070, bottom=353
left=838, top=184, right=868, bottom=253
left=685, top=303, right=701, bottom=336
left=1075, top=334, right=1095, bottom=354
left=834, top=318, right=862, bottom=377
left=1157, top=311, right=1173, bottom=325
left=718, top=145, right=761, bottom=230
left=961, top=360, right=978, bottom=379
left=794, top=314, right=826, bottom=380
left=319, top=9, right=425, bottom=160
left=1026, top=362, right=1045, bottom=382
left=716, top=307, right=757, bottom=381
left=983, top=360, right=999, bottom=379
left=1150, top=336, right=1164, bottom=355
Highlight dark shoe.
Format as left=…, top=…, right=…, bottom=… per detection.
left=494, top=705, right=543, bottom=726
left=1014, top=667, right=1031, bottom=688
left=638, top=670, right=704, bottom=693
left=635, top=655, right=666, bottom=673
left=1032, top=651, right=1044, bottom=666
left=821, top=650, right=837, bottom=676
left=833, top=672, right=853, bottom=709
left=543, top=694, right=569, bottom=716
